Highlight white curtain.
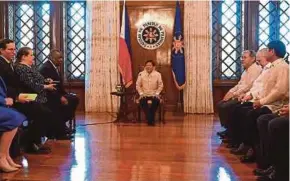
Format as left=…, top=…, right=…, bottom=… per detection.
left=183, top=1, right=214, bottom=113
left=85, top=1, right=120, bottom=112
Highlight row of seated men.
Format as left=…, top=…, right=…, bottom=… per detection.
left=0, top=38, right=79, bottom=170
left=216, top=40, right=289, bottom=181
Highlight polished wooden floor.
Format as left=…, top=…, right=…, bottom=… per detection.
left=1, top=113, right=257, bottom=181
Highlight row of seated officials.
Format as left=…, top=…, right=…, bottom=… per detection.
left=0, top=38, right=79, bottom=172
left=216, top=40, right=289, bottom=181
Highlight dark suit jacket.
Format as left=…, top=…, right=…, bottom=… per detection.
left=39, top=61, right=66, bottom=104
left=0, top=56, right=20, bottom=99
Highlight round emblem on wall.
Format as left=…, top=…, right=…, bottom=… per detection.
left=137, top=21, right=166, bottom=50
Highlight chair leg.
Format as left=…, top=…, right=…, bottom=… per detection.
left=161, top=105, right=165, bottom=124
left=159, top=105, right=162, bottom=123
left=162, top=109, right=166, bottom=124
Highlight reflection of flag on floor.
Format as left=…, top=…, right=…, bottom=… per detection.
left=119, top=2, right=133, bottom=88
left=171, top=1, right=185, bottom=90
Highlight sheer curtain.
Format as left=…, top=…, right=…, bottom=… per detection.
left=183, top=1, right=214, bottom=113
left=85, top=1, right=120, bottom=112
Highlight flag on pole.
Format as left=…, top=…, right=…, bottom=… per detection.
left=171, top=1, right=185, bottom=90
left=119, top=1, right=133, bottom=88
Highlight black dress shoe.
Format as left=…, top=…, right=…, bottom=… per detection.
left=217, top=130, right=227, bottom=136
left=230, top=143, right=248, bottom=155
left=219, top=134, right=228, bottom=139
left=253, top=166, right=275, bottom=176
left=240, top=147, right=255, bottom=163
left=226, top=143, right=238, bottom=149
left=240, top=154, right=256, bottom=163
left=222, top=138, right=232, bottom=144
left=256, top=170, right=276, bottom=181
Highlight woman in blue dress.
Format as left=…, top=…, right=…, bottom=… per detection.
left=0, top=76, right=26, bottom=172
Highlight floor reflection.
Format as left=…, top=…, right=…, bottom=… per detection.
left=211, top=163, right=238, bottom=181
left=21, top=156, right=29, bottom=168
left=0, top=114, right=257, bottom=181
left=21, top=156, right=30, bottom=177
left=217, top=167, right=232, bottom=181
left=69, top=130, right=91, bottom=181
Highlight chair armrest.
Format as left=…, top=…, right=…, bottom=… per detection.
left=158, top=90, right=166, bottom=103
left=133, top=93, right=140, bottom=104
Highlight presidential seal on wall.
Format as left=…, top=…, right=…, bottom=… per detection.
left=137, top=21, right=166, bottom=50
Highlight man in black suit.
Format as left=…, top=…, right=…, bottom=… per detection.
left=254, top=105, right=289, bottom=181
left=39, top=49, right=79, bottom=132
left=0, top=39, right=21, bottom=100
left=0, top=38, right=51, bottom=154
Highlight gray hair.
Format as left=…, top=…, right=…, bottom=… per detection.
left=257, top=48, right=268, bottom=57
left=243, top=50, right=256, bottom=58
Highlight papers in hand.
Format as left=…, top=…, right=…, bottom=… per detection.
left=19, top=93, right=37, bottom=101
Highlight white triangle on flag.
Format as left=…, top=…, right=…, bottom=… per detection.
left=120, top=1, right=126, bottom=39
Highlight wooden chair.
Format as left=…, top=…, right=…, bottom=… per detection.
left=134, top=92, right=166, bottom=124
left=134, top=65, right=166, bottom=124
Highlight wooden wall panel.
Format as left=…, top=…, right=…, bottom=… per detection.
left=75, top=1, right=184, bottom=112
left=0, top=1, right=238, bottom=113
left=125, top=1, right=183, bottom=110
left=0, top=2, right=8, bottom=38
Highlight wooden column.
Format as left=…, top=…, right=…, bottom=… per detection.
left=244, top=1, right=259, bottom=51
left=50, top=1, right=63, bottom=51
left=0, top=2, right=8, bottom=38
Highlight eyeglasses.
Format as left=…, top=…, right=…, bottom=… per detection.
left=6, top=48, right=15, bottom=51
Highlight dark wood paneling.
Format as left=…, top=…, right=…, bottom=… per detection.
left=50, top=1, right=66, bottom=83
left=244, top=1, right=259, bottom=51
left=0, top=1, right=250, bottom=113
left=124, top=1, right=183, bottom=111
left=0, top=2, right=8, bottom=38
left=50, top=1, right=63, bottom=51
left=121, top=1, right=184, bottom=7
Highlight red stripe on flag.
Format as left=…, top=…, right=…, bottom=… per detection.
left=118, top=37, right=133, bottom=88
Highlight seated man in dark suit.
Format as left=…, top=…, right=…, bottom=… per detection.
left=39, top=49, right=79, bottom=132
left=255, top=105, right=289, bottom=181
left=0, top=38, right=51, bottom=154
